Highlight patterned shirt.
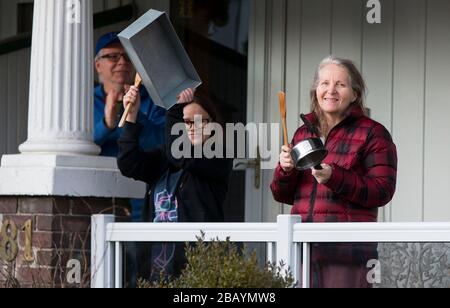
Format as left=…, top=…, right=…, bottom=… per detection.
left=150, top=169, right=183, bottom=280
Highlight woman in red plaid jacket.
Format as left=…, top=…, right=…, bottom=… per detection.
left=271, top=56, right=398, bottom=288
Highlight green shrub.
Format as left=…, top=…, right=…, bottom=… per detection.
left=138, top=234, right=295, bottom=288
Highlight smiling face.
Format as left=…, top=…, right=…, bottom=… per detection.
left=316, top=64, right=357, bottom=120
left=95, top=42, right=134, bottom=88
left=183, top=102, right=212, bottom=146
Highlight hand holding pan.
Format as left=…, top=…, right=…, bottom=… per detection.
left=278, top=93, right=327, bottom=171
left=119, top=73, right=142, bottom=128
left=291, top=115, right=328, bottom=171
left=291, top=138, right=327, bottom=171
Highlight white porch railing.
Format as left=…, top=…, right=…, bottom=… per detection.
left=91, top=215, right=450, bottom=288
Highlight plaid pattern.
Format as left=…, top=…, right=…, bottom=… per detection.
left=271, top=105, right=398, bottom=223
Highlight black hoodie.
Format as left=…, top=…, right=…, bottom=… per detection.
left=117, top=103, right=233, bottom=223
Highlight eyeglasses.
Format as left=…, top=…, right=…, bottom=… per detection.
left=184, top=119, right=210, bottom=129
left=99, top=52, right=131, bottom=63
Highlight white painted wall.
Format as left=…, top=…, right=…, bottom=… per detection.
left=253, top=0, right=450, bottom=223
left=424, top=0, right=450, bottom=222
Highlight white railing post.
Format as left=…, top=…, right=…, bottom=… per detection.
left=302, top=243, right=311, bottom=288
left=115, top=242, right=123, bottom=289
left=293, top=242, right=302, bottom=288
left=91, top=214, right=115, bottom=288
left=267, top=242, right=276, bottom=264
left=276, top=215, right=301, bottom=280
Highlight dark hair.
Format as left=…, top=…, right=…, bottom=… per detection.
left=310, top=56, right=368, bottom=136
left=188, top=88, right=224, bottom=128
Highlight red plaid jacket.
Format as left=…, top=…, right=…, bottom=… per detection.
left=271, top=105, right=398, bottom=223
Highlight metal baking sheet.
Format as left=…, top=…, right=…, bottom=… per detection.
left=118, top=9, right=202, bottom=109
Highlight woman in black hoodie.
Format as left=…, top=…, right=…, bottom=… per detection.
left=118, top=87, right=232, bottom=281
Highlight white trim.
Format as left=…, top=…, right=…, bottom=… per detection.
left=302, top=243, right=311, bottom=289
left=107, top=222, right=279, bottom=243
left=0, top=154, right=146, bottom=198
left=104, top=221, right=450, bottom=244
left=244, top=0, right=267, bottom=222
left=292, top=222, right=450, bottom=243
left=115, top=242, right=123, bottom=289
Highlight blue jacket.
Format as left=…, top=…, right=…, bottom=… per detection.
left=94, top=84, right=166, bottom=157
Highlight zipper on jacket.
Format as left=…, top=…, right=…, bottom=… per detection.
left=307, top=179, right=318, bottom=222
left=306, top=116, right=353, bottom=221
left=324, top=112, right=360, bottom=146
left=324, top=120, right=345, bottom=146
left=175, top=173, right=188, bottom=222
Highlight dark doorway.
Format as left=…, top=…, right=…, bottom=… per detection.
left=171, top=0, right=250, bottom=222
left=17, top=3, right=34, bottom=34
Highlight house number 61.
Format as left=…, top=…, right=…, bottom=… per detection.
left=0, top=220, right=34, bottom=262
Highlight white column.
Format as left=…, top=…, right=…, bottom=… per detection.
left=0, top=0, right=146, bottom=198
left=19, top=0, right=99, bottom=155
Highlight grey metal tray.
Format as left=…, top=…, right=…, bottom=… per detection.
left=118, top=9, right=202, bottom=109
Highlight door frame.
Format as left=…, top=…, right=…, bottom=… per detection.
left=246, top=0, right=288, bottom=223
left=245, top=0, right=265, bottom=223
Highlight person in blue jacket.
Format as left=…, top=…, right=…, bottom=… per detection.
left=93, top=32, right=166, bottom=221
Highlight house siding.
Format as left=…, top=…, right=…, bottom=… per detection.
left=254, top=0, right=450, bottom=222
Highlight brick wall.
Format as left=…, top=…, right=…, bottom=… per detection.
left=0, top=197, right=130, bottom=288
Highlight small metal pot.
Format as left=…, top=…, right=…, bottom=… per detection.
left=291, top=138, right=328, bottom=171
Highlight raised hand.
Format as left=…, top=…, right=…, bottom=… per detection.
left=177, top=88, right=195, bottom=104
left=122, top=86, right=141, bottom=124
left=104, top=89, right=122, bottom=129
left=280, top=145, right=295, bottom=173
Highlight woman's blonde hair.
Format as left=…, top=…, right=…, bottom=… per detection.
left=309, top=56, right=368, bottom=136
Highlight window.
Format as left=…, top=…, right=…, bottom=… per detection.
left=17, top=3, right=34, bottom=34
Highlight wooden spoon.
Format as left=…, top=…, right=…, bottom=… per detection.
left=119, top=73, right=142, bottom=128
left=279, top=91, right=289, bottom=147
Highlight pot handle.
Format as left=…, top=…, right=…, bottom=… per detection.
left=300, top=114, right=321, bottom=138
